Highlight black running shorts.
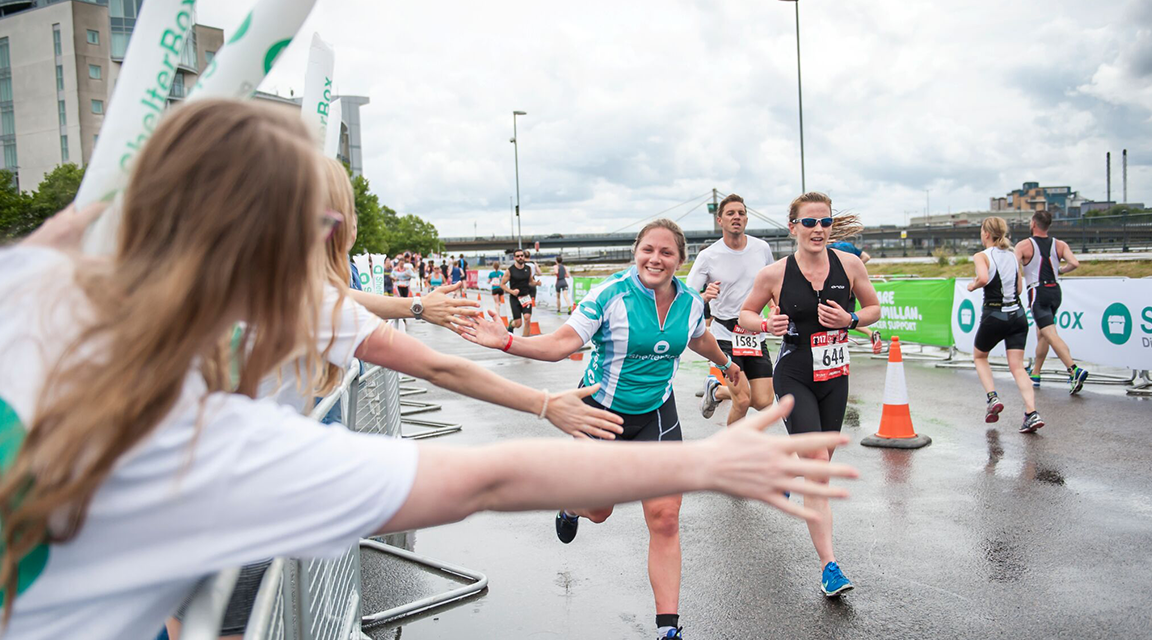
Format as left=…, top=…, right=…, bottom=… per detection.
left=1028, top=285, right=1061, bottom=330
left=509, top=293, right=534, bottom=320
left=773, top=366, right=849, bottom=435
left=717, top=339, right=774, bottom=380
left=581, top=391, right=682, bottom=442
left=974, top=307, right=1029, bottom=352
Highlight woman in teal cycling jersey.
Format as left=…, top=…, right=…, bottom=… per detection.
left=461, top=219, right=743, bottom=640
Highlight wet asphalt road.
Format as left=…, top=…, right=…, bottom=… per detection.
left=361, top=303, right=1152, bottom=640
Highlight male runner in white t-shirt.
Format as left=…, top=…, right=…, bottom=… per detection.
left=687, top=194, right=776, bottom=425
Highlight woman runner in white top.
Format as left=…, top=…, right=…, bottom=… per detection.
left=0, top=100, right=857, bottom=640
left=968, top=217, right=1044, bottom=433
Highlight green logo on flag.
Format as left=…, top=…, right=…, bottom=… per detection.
left=228, top=12, right=252, bottom=44
left=0, top=398, right=50, bottom=597
left=1101, top=302, right=1132, bottom=345
left=957, top=299, right=976, bottom=333
left=263, top=39, right=292, bottom=74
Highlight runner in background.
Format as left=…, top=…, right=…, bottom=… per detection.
left=1014, top=210, right=1089, bottom=393
left=395, top=258, right=413, bottom=298
left=555, top=255, right=573, bottom=314
left=382, top=257, right=395, bottom=296
left=429, top=263, right=444, bottom=288
left=460, top=219, right=750, bottom=640
left=739, top=192, right=880, bottom=598
left=488, top=261, right=506, bottom=311
left=970, top=217, right=1044, bottom=433
left=827, top=240, right=883, bottom=355
left=687, top=194, right=777, bottom=425
left=501, top=249, right=536, bottom=336
left=523, top=250, right=543, bottom=308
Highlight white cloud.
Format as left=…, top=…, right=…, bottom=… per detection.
left=197, top=0, right=1152, bottom=236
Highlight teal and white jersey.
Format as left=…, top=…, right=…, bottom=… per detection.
left=565, top=266, right=707, bottom=414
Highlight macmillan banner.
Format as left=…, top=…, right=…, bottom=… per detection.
left=865, top=279, right=955, bottom=348
left=951, top=278, right=1152, bottom=371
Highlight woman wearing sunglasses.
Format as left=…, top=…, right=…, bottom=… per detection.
left=739, top=192, right=880, bottom=598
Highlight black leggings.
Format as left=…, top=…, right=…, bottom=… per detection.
left=773, top=366, right=849, bottom=435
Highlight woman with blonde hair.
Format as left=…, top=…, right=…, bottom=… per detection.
left=967, top=216, right=1043, bottom=433
left=739, top=191, right=881, bottom=598
left=0, top=101, right=856, bottom=640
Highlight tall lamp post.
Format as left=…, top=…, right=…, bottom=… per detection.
left=510, top=110, right=527, bottom=249
left=779, top=0, right=805, bottom=193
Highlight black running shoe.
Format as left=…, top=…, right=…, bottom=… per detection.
left=555, top=511, right=579, bottom=544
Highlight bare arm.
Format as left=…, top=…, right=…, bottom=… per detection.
left=355, top=325, right=622, bottom=438
left=967, top=252, right=989, bottom=291
left=457, top=312, right=587, bottom=362
left=688, top=332, right=741, bottom=385
left=349, top=284, right=480, bottom=330
left=859, top=250, right=871, bottom=264
left=500, top=271, right=517, bottom=295
left=816, top=254, right=880, bottom=329
left=381, top=396, right=859, bottom=532
left=1057, top=240, right=1079, bottom=274
left=1014, top=238, right=1033, bottom=267
left=739, top=265, right=782, bottom=334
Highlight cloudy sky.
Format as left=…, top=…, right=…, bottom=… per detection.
left=200, top=0, right=1152, bottom=237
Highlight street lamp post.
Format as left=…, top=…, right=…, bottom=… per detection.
left=511, top=110, right=527, bottom=249
left=779, top=0, right=805, bottom=193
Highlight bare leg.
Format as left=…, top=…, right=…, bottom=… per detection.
left=1033, top=333, right=1050, bottom=372
left=973, top=349, right=996, bottom=395
left=643, top=495, right=683, bottom=617
left=522, top=312, right=533, bottom=337
left=803, top=447, right=836, bottom=569
left=1038, top=326, right=1075, bottom=370
left=724, top=372, right=752, bottom=425
left=1007, top=349, right=1036, bottom=413
left=749, top=378, right=775, bottom=412
left=569, top=506, right=614, bottom=523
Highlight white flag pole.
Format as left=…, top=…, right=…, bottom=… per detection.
left=78, top=0, right=197, bottom=254
left=187, top=0, right=319, bottom=101
left=301, top=33, right=335, bottom=150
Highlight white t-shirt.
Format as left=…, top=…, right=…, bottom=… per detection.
left=686, top=235, right=775, bottom=342
left=0, top=247, right=417, bottom=640
left=258, top=286, right=383, bottom=413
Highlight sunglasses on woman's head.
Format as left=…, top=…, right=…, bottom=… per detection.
left=795, top=217, right=833, bottom=228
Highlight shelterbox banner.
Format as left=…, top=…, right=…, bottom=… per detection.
left=866, top=279, right=955, bottom=348
left=952, top=278, right=1152, bottom=371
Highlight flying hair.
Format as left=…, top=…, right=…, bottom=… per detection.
left=787, top=192, right=863, bottom=241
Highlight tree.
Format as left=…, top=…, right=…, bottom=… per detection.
left=387, top=213, right=443, bottom=255
left=349, top=171, right=390, bottom=256
left=0, top=170, right=30, bottom=240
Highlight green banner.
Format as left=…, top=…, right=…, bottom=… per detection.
left=863, top=278, right=955, bottom=347
left=573, top=276, right=598, bottom=303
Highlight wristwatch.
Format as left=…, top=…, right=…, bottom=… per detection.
left=410, top=297, right=424, bottom=321
left=847, top=312, right=859, bottom=331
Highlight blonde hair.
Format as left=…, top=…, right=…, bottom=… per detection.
left=982, top=216, right=1012, bottom=250
left=787, top=192, right=863, bottom=242
left=0, top=99, right=325, bottom=622
left=632, top=218, right=687, bottom=262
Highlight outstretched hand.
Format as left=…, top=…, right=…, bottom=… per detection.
left=22, top=202, right=107, bottom=250
left=423, top=282, right=482, bottom=334
left=457, top=309, right=513, bottom=349
left=703, top=396, right=858, bottom=522
left=544, top=384, right=625, bottom=439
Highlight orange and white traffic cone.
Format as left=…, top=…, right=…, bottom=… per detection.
left=861, top=336, right=931, bottom=449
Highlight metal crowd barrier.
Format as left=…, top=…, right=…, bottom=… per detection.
left=183, top=334, right=485, bottom=639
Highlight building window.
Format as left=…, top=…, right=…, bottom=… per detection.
left=58, top=100, right=66, bottom=127
left=88, top=64, right=101, bottom=80
left=56, top=65, right=64, bottom=91
left=52, top=24, right=62, bottom=56
left=3, top=143, right=16, bottom=172
left=1, top=108, right=14, bottom=136
left=170, top=71, right=184, bottom=98
left=91, top=99, right=103, bottom=114
left=205, top=50, right=215, bottom=63
left=87, top=29, right=100, bottom=45
left=60, top=135, right=68, bottom=163
left=0, top=37, right=9, bottom=69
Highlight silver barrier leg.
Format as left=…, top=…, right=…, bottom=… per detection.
left=182, top=567, right=240, bottom=640
left=358, top=539, right=489, bottom=627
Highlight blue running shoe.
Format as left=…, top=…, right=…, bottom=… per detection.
left=1025, top=365, right=1040, bottom=388
left=821, top=561, right=854, bottom=597
left=555, top=511, right=579, bottom=544
left=699, top=375, right=721, bottom=419
left=1069, top=366, right=1088, bottom=395
left=657, top=627, right=684, bottom=639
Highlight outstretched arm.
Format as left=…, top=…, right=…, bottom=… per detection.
left=457, top=311, right=587, bottom=361
left=1057, top=240, right=1079, bottom=274
left=355, top=324, right=622, bottom=438
left=739, top=265, right=782, bottom=334
left=688, top=332, right=741, bottom=385
left=381, top=396, right=859, bottom=532
left=349, top=283, right=480, bottom=332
